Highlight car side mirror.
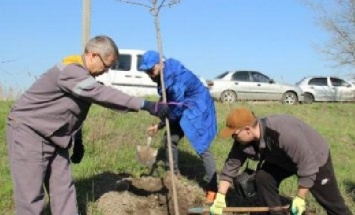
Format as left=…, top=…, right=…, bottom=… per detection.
left=269, top=79, right=275, bottom=84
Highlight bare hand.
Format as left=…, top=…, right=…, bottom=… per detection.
left=147, top=124, right=159, bottom=136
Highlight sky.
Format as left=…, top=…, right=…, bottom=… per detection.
left=0, top=0, right=351, bottom=91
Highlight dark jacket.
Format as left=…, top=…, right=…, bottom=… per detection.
left=220, top=115, right=330, bottom=188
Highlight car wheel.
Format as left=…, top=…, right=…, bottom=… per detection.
left=220, top=90, right=237, bottom=103
left=303, top=93, right=314, bottom=104
left=282, top=92, right=298, bottom=105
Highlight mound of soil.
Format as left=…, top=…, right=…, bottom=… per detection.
left=96, top=174, right=206, bottom=215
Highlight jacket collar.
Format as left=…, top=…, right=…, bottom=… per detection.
left=258, top=118, right=266, bottom=149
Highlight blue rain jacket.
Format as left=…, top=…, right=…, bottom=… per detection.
left=157, top=59, right=217, bottom=154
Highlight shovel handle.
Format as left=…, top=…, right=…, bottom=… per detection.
left=147, top=136, right=152, bottom=146
left=189, top=205, right=290, bottom=214
left=223, top=205, right=290, bottom=212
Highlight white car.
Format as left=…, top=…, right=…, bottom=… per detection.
left=207, top=70, right=304, bottom=105
left=95, top=49, right=158, bottom=97
left=296, top=76, right=355, bottom=103
left=96, top=49, right=207, bottom=96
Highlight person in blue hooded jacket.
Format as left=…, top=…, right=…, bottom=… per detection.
left=140, top=50, right=218, bottom=204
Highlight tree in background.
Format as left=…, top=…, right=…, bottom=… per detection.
left=117, top=0, right=180, bottom=59
left=114, top=0, right=180, bottom=102
left=304, top=0, right=355, bottom=76
left=116, top=1, right=181, bottom=214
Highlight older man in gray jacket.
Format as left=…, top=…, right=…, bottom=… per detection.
left=6, top=35, right=169, bottom=215
left=210, top=107, right=352, bottom=215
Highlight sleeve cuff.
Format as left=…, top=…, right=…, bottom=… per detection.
left=298, top=176, right=315, bottom=188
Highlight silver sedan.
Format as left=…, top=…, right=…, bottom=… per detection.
left=296, top=76, right=355, bottom=103
left=207, top=71, right=304, bottom=105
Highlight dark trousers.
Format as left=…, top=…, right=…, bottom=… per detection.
left=6, top=123, right=78, bottom=215
left=163, top=122, right=218, bottom=191
left=254, top=155, right=352, bottom=215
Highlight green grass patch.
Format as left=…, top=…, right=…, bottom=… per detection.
left=0, top=101, right=354, bottom=214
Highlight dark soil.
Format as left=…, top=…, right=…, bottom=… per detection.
left=88, top=172, right=318, bottom=215
left=94, top=174, right=206, bottom=215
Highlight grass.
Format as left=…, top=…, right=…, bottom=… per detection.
left=0, top=101, right=354, bottom=214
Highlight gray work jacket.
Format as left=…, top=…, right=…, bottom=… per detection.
left=220, top=115, right=330, bottom=188
left=8, top=55, right=143, bottom=148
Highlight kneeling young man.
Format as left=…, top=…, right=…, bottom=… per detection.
left=210, top=107, right=352, bottom=215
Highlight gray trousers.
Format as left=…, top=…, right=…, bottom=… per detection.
left=163, top=122, right=218, bottom=191
left=6, top=122, right=78, bottom=215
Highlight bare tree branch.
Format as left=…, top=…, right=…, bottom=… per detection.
left=117, top=0, right=180, bottom=14
left=304, top=0, right=355, bottom=68
left=116, top=0, right=181, bottom=214
left=0, top=59, right=17, bottom=64
left=116, top=0, right=151, bottom=9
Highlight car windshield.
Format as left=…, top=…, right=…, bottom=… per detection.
left=295, top=77, right=308, bottom=85
left=330, top=77, right=349, bottom=87
left=215, top=71, right=229, bottom=79
left=251, top=71, right=270, bottom=82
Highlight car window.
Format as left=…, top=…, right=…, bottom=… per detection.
left=215, top=71, right=229, bottom=79
left=251, top=71, right=270, bottom=83
left=296, top=77, right=307, bottom=85
left=137, top=55, right=144, bottom=71
left=308, top=78, right=327, bottom=86
left=232, top=71, right=250, bottom=82
left=112, top=54, right=131, bottom=71
left=330, top=77, right=349, bottom=87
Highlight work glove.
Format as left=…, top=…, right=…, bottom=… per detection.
left=142, top=100, right=169, bottom=119
left=210, top=193, right=226, bottom=215
left=157, top=120, right=166, bottom=130
left=70, top=139, right=84, bottom=164
left=290, top=196, right=306, bottom=215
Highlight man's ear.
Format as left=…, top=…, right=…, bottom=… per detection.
left=87, top=52, right=96, bottom=62
left=88, top=52, right=96, bottom=57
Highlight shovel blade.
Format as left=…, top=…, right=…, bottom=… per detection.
left=136, top=145, right=158, bottom=168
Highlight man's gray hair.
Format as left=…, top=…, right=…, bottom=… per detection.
left=85, top=35, right=119, bottom=58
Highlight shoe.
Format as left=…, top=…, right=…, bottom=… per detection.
left=205, top=191, right=217, bottom=205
